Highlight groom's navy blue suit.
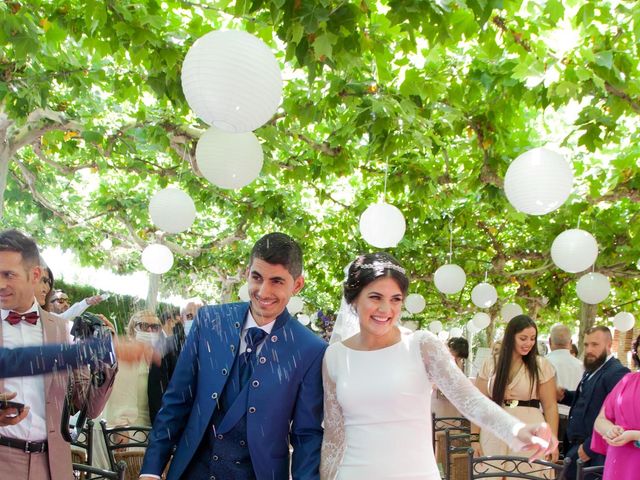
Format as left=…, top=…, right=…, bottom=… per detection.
left=141, top=302, right=327, bottom=479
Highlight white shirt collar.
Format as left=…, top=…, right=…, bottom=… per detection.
left=1, top=299, right=39, bottom=321
left=243, top=309, right=276, bottom=335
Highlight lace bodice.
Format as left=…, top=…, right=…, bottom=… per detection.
left=320, top=330, right=525, bottom=479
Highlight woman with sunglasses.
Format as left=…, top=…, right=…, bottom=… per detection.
left=104, top=310, right=162, bottom=430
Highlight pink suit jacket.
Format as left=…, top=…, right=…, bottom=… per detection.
left=0, top=307, right=117, bottom=480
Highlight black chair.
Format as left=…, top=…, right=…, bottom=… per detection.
left=467, top=449, right=571, bottom=479
left=71, top=419, right=94, bottom=466
left=576, top=459, right=604, bottom=480
left=99, top=419, right=152, bottom=480
left=73, top=461, right=127, bottom=480
left=433, top=414, right=471, bottom=451
left=444, top=430, right=479, bottom=480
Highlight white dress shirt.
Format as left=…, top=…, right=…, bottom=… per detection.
left=0, top=300, right=47, bottom=441
left=546, top=348, right=584, bottom=416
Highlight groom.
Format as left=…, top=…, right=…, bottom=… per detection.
left=140, top=233, right=327, bottom=480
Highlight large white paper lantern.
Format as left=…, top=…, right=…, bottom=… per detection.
left=472, top=312, right=491, bottom=330
left=551, top=229, right=598, bottom=273
left=504, top=147, right=573, bottom=215
left=297, top=314, right=311, bottom=326
left=450, top=327, right=464, bottom=338
left=181, top=30, right=282, bottom=133
left=288, top=296, right=304, bottom=315
left=141, top=244, right=174, bottom=274
left=438, top=330, right=450, bottom=341
left=238, top=283, right=250, bottom=301
left=434, top=264, right=466, bottom=294
left=405, top=293, right=426, bottom=314
left=501, top=303, right=523, bottom=322
left=471, top=283, right=498, bottom=308
left=149, top=187, right=196, bottom=234
left=576, top=273, right=611, bottom=304
left=428, top=320, right=443, bottom=334
left=196, top=127, right=263, bottom=189
left=466, top=319, right=480, bottom=334
left=359, top=203, right=406, bottom=248
left=613, top=312, right=635, bottom=332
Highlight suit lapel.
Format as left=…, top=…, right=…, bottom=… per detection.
left=39, top=308, right=62, bottom=398
left=0, top=314, right=4, bottom=393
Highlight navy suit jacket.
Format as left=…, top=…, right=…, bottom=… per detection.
left=141, top=302, right=327, bottom=480
left=0, top=338, right=112, bottom=379
left=562, top=356, right=629, bottom=457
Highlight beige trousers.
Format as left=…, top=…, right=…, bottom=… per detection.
left=0, top=444, right=51, bottom=480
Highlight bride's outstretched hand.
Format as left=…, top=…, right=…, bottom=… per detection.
left=515, top=422, right=559, bottom=462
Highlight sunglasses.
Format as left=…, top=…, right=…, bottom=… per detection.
left=135, top=322, right=161, bottom=332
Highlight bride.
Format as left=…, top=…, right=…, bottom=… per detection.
left=320, top=252, right=557, bottom=480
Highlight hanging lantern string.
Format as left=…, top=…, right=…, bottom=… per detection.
left=577, top=215, right=581, bottom=229
left=448, top=218, right=453, bottom=261
left=484, top=270, right=488, bottom=282
left=383, top=158, right=389, bottom=202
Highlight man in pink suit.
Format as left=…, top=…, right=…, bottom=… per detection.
left=0, top=229, right=117, bottom=480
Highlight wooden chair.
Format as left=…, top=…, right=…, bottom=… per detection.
left=444, top=430, right=479, bottom=480
left=73, top=461, right=127, bottom=480
left=100, top=420, right=152, bottom=480
left=466, top=449, right=571, bottom=479
left=576, top=459, right=604, bottom=480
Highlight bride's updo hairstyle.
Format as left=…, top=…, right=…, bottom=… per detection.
left=343, top=252, right=409, bottom=305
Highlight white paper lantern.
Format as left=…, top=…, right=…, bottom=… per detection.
left=576, top=273, right=611, bottom=304
left=501, top=303, right=523, bottom=322
left=297, top=314, right=311, bottom=326
left=100, top=238, right=113, bottom=250
left=450, top=327, right=464, bottom=338
left=438, top=330, right=450, bottom=341
left=141, top=244, right=174, bottom=274
left=149, top=187, right=196, bottom=234
left=405, top=293, right=426, bottom=314
left=359, top=203, right=406, bottom=248
left=466, top=319, right=480, bottom=334
left=613, top=312, right=635, bottom=332
left=238, top=283, right=250, bottom=301
left=471, top=282, right=498, bottom=308
left=434, top=264, right=466, bottom=294
left=288, top=296, right=304, bottom=315
left=472, top=312, right=491, bottom=330
left=504, top=147, right=573, bottom=215
left=401, top=320, right=419, bottom=332
left=181, top=30, right=282, bottom=133
left=551, top=229, right=598, bottom=273
left=196, top=127, right=263, bottom=189
left=428, top=320, right=443, bottom=334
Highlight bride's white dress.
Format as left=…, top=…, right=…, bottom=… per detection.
left=320, top=330, right=527, bottom=480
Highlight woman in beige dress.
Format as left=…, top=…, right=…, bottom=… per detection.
left=474, top=315, right=559, bottom=463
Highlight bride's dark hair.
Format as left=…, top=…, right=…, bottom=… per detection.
left=343, top=252, right=409, bottom=304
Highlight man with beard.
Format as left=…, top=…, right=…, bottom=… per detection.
left=558, top=326, right=629, bottom=479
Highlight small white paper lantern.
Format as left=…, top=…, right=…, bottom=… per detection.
left=238, top=283, right=250, bottom=301
left=471, top=282, right=498, bottom=308
left=149, top=187, right=197, bottom=234
left=405, top=293, right=426, bottom=314
left=402, top=320, right=419, bottom=332
left=501, top=303, right=523, bottom=322
left=297, top=314, right=311, bottom=326
left=359, top=203, right=406, bottom=248
left=288, top=296, right=304, bottom=315
left=428, top=320, right=443, bottom=334
left=181, top=30, right=282, bottom=133
left=196, top=127, right=263, bottom=189
left=141, top=244, right=174, bottom=274
left=576, top=273, right=611, bottom=304
left=434, top=264, right=466, bottom=294
left=466, top=319, right=480, bottom=334
left=551, top=229, right=598, bottom=273
left=450, top=327, right=464, bottom=338
left=504, top=147, right=573, bottom=215
left=438, top=330, right=450, bottom=341
left=100, top=238, right=113, bottom=250
left=613, top=312, right=635, bottom=332
left=472, top=312, right=491, bottom=330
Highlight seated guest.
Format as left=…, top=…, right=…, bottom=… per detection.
left=591, top=333, right=640, bottom=480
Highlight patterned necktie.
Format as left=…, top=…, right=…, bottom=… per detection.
left=239, top=327, right=268, bottom=388
left=5, top=311, right=39, bottom=326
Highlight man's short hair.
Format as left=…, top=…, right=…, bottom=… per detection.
left=250, top=232, right=303, bottom=278
left=549, top=323, right=572, bottom=347
left=0, top=229, right=40, bottom=267
left=52, top=290, right=69, bottom=301
left=586, top=325, right=612, bottom=340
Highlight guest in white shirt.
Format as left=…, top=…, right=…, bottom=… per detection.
left=546, top=323, right=584, bottom=443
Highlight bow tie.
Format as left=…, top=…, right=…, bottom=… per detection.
left=5, top=311, right=39, bottom=326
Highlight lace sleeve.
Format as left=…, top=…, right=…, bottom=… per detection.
left=416, top=331, right=525, bottom=449
left=320, top=357, right=345, bottom=480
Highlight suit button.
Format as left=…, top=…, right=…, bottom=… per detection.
left=234, top=322, right=241, bottom=328
left=240, top=440, right=246, bottom=446
left=252, top=380, right=259, bottom=388
left=271, top=335, right=278, bottom=342
left=217, top=434, right=223, bottom=440
left=230, top=345, right=235, bottom=351
left=248, top=407, right=256, bottom=414
left=259, top=356, right=266, bottom=364
left=222, top=369, right=228, bottom=376
left=211, top=393, right=218, bottom=399
left=212, top=455, right=219, bottom=461
left=210, top=476, right=216, bottom=480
